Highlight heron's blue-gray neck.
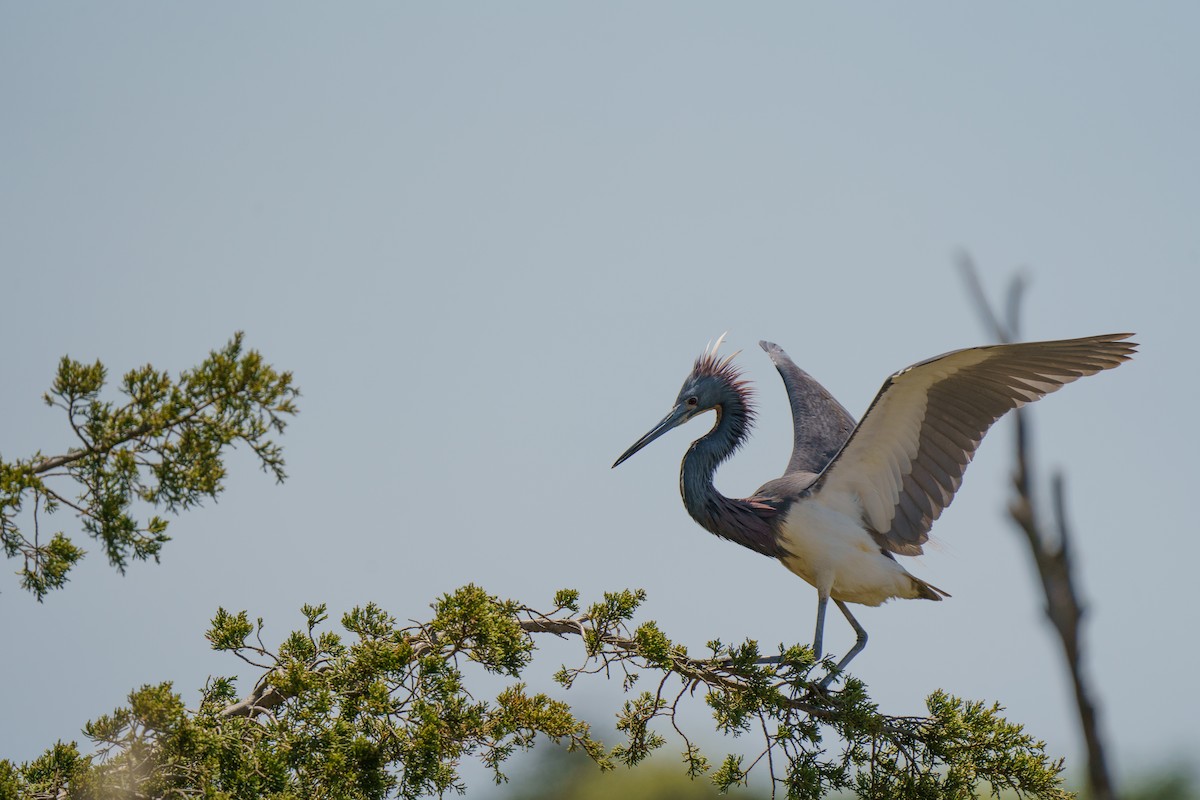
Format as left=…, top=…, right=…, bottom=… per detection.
left=680, top=406, right=744, bottom=513
left=679, top=394, right=783, bottom=558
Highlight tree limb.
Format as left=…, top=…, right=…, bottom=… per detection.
left=958, top=254, right=1116, bottom=800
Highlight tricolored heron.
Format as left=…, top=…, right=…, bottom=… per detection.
left=613, top=334, right=1135, bottom=681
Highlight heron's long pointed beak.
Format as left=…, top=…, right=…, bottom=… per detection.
left=612, top=405, right=691, bottom=468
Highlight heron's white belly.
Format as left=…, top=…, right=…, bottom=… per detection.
left=778, top=499, right=920, bottom=606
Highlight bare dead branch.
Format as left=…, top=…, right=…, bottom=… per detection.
left=959, top=258, right=1116, bottom=800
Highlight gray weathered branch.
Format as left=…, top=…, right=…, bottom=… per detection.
left=959, top=254, right=1116, bottom=800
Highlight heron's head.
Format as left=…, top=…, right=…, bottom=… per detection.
left=612, top=334, right=754, bottom=468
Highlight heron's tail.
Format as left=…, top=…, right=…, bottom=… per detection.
left=912, top=576, right=950, bottom=601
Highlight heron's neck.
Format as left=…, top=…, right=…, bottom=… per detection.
left=679, top=398, right=779, bottom=557
left=680, top=407, right=742, bottom=521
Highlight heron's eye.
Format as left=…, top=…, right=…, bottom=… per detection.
left=686, top=397, right=698, bottom=407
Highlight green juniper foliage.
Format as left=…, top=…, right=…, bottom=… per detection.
left=0, top=333, right=298, bottom=599
left=3, top=586, right=1069, bottom=800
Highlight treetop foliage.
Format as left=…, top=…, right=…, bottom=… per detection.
left=4, top=584, right=1069, bottom=800
left=0, top=333, right=299, bottom=599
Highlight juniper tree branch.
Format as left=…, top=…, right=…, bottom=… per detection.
left=31, top=400, right=217, bottom=475
left=194, top=589, right=1067, bottom=799
left=3, top=334, right=298, bottom=597
left=218, top=614, right=831, bottom=721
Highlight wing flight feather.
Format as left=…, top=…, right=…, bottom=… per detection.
left=811, top=334, right=1136, bottom=556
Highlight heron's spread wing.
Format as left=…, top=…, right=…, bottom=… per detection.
left=811, top=334, right=1136, bottom=556
left=760, top=341, right=856, bottom=475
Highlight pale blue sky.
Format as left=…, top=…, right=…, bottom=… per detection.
left=2, top=4, right=1198, bottom=792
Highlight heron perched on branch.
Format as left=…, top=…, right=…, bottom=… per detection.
left=613, top=334, right=1135, bottom=682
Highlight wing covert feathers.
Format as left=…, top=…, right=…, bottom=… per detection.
left=812, top=334, right=1136, bottom=556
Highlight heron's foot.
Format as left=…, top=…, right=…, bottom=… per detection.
left=816, top=668, right=841, bottom=691
left=815, top=654, right=860, bottom=690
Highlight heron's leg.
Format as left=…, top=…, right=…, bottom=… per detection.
left=812, top=593, right=829, bottom=660
left=818, top=600, right=868, bottom=689
left=833, top=600, right=868, bottom=671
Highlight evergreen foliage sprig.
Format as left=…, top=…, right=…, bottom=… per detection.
left=0, top=333, right=299, bottom=599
